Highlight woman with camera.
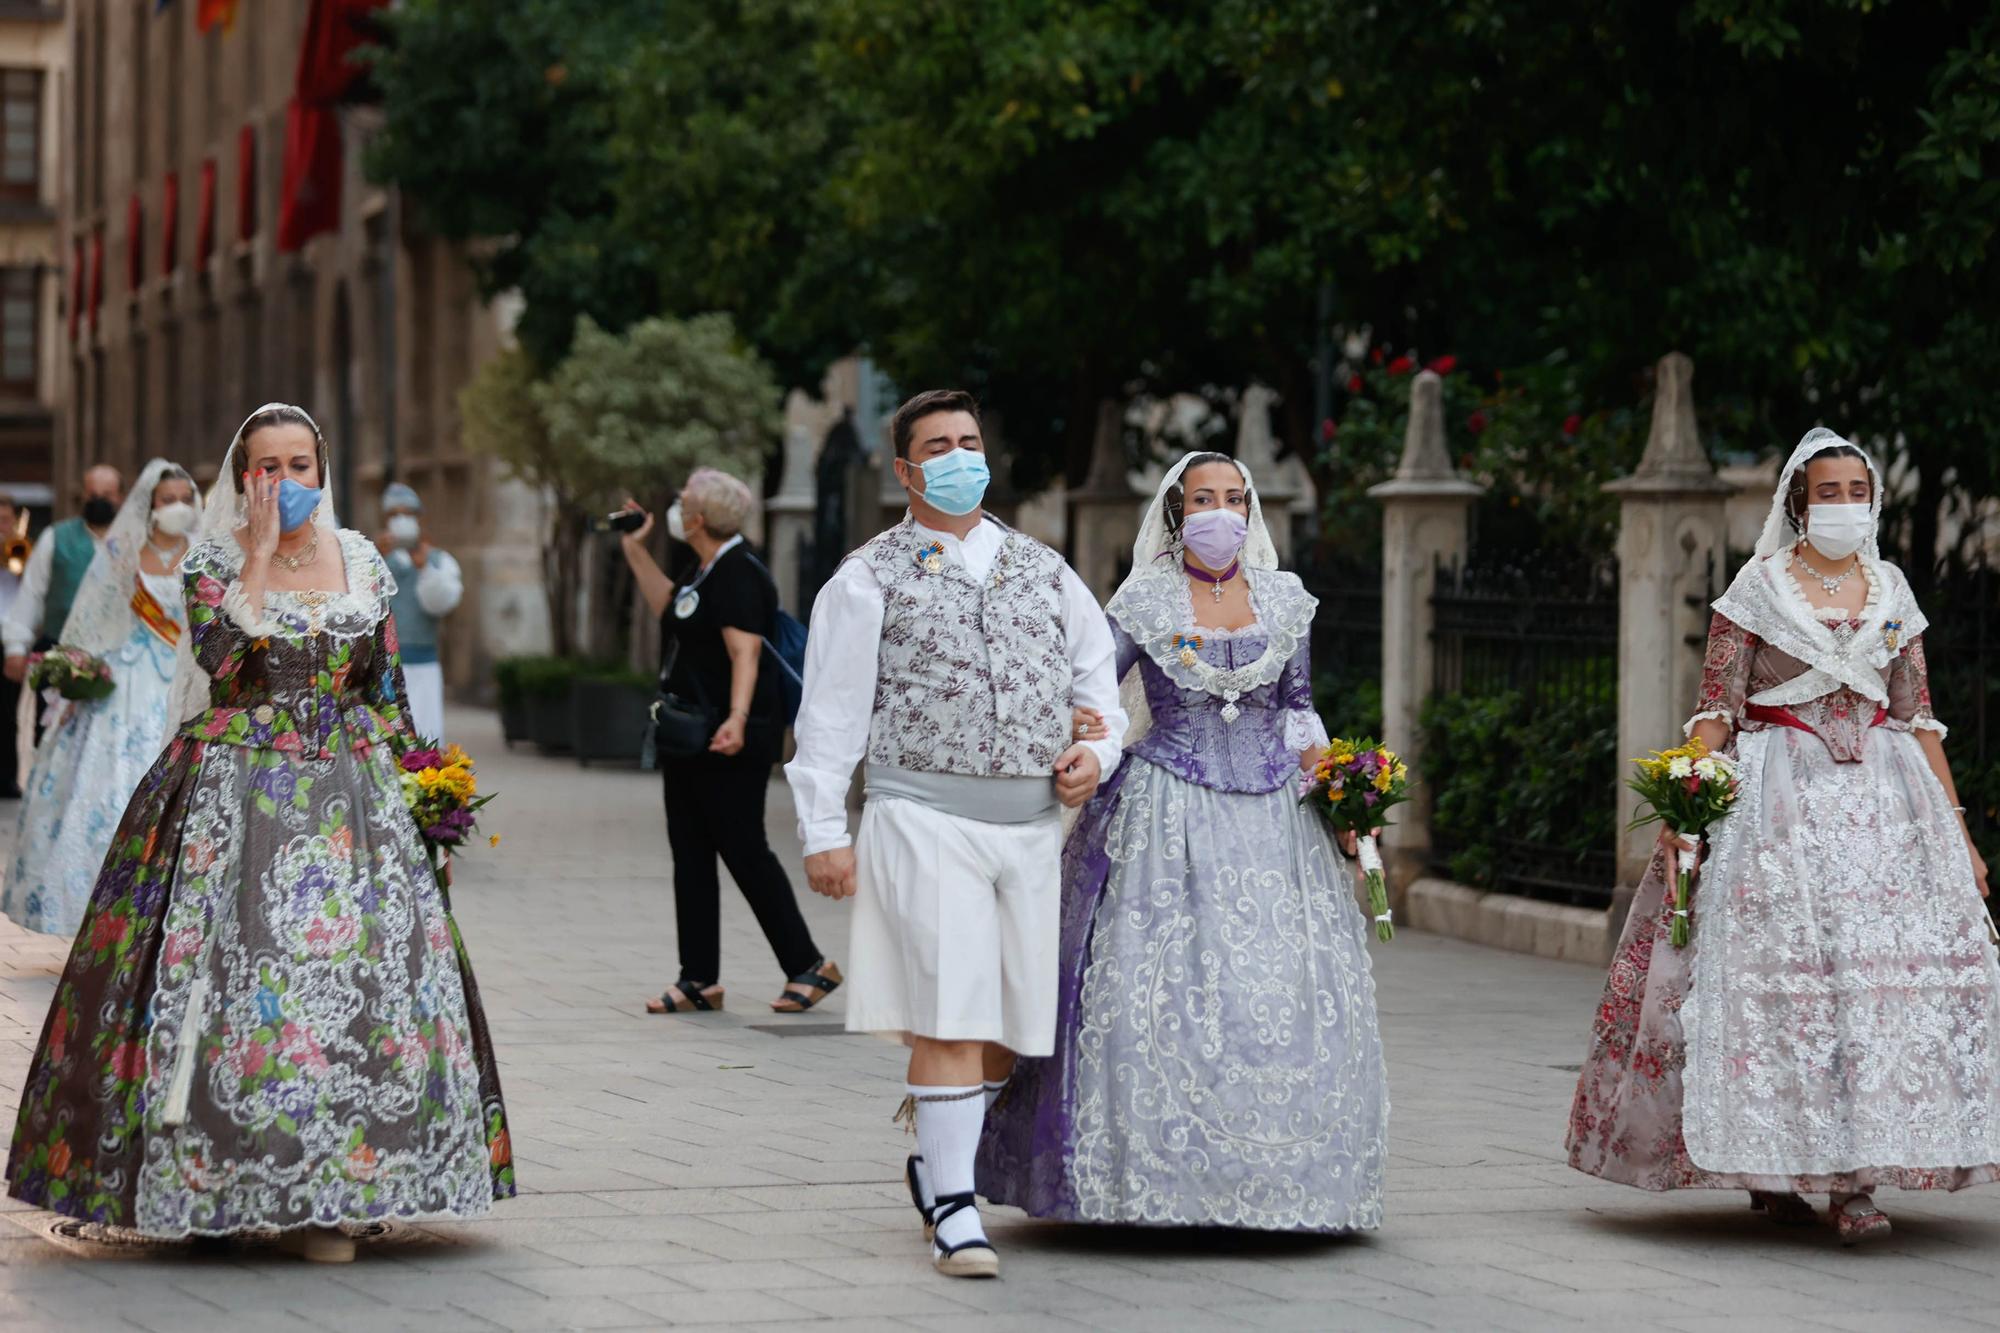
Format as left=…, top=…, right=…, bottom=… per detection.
left=617, top=468, right=840, bottom=1015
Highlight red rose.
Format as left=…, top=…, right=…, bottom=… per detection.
left=1563, top=413, right=1582, bottom=437
left=1370, top=346, right=1385, bottom=365
left=1387, top=355, right=1413, bottom=376
left=1320, top=418, right=1338, bottom=442
left=1346, top=374, right=1364, bottom=394
left=1467, top=411, right=1488, bottom=434
left=1426, top=355, right=1457, bottom=375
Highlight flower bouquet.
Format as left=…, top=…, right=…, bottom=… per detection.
left=28, top=645, right=114, bottom=701
left=1625, top=738, right=1740, bottom=948
left=398, top=741, right=496, bottom=893
left=1300, top=738, right=1411, bottom=941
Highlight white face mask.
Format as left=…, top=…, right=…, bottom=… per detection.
left=1804, top=501, right=1873, bottom=561
left=387, top=513, right=422, bottom=547
left=666, top=501, right=687, bottom=543
left=152, top=501, right=197, bottom=537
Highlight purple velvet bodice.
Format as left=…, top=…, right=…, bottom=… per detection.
left=1117, top=627, right=1316, bottom=794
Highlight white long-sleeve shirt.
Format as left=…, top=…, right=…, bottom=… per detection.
left=411, top=548, right=464, bottom=617
left=2, top=528, right=105, bottom=656
left=786, top=516, right=1127, bottom=855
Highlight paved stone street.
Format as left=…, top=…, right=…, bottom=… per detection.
left=3, top=709, right=2000, bottom=1331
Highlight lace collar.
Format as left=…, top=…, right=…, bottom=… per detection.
left=1714, top=548, right=1924, bottom=706
left=1107, top=565, right=1315, bottom=713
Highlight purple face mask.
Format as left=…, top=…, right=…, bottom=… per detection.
left=1181, top=508, right=1249, bottom=568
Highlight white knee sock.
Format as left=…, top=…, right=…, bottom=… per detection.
left=910, top=1083, right=989, bottom=1251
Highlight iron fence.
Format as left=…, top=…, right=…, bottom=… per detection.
left=1426, top=553, right=1621, bottom=906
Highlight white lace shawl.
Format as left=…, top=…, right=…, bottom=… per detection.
left=1713, top=551, right=1925, bottom=708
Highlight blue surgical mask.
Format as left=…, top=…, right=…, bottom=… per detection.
left=915, top=449, right=990, bottom=517
left=277, top=478, right=323, bottom=533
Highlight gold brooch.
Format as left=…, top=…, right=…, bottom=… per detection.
left=1884, top=619, right=1903, bottom=651
left=915, top=541, right=945, bottom=575
left=1173, top=633, right=1204, bottom=668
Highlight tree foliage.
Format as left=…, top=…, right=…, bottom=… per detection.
left=379, top=0, right=2000, bottom=575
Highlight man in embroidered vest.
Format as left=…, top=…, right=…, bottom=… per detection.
left=2, top=467, right=123, bottom=744
left=788, top=389, right=1126, bottom=1279
left=375, top=481, right=463, bottom=740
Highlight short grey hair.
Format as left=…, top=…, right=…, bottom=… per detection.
left=681, top=467, right=755, bottom=539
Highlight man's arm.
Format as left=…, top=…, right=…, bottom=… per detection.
left=413, top=548, right=463, bottom=618
left=2, top=537, right=54, bottom=666
left=1058, top=565, right=1127, bottom=777
left=784, top=559, right=885, bottom=890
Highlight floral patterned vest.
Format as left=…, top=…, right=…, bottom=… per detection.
left=856, top=517, right=1072, bottom=778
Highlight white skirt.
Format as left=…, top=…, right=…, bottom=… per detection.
left=403, top=661, right=446, bottom=741
left=1682, top=725, right=2000, bottom=1176
left=847, top=797, right=1062, bottom=1055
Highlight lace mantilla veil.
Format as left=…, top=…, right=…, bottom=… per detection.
left=166, top=403, right=341, bottom=723
left=1707, top=426, right=1923, bottom=713
left=1113, top=452, right=1281, bottom=750
left=59, top=458, right=199, bottom=659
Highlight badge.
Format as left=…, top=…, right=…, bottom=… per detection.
left=915, top=541, right=945, bottom=574
left=673, top=588, right=700, bottom=620
left=1884, top=619, right=1903, bottom=651
left=1173, top=633, right=1203, bottom=668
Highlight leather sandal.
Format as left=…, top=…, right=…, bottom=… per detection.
left=770, top=960, right=843, bottom=1013
left=1830, top=1194, right=1891, bottom=1246
left=646, top=979, right=724, bottom=1014
left=928, top=1191, right=999, bottom=1278
left=906, top=1154, right=935, bottom=1239
left=1748, top=1189, right=1817, bottom=1226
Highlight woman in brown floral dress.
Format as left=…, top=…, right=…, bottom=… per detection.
left=1567, top=429, right=1998, bottom=1246
left=5, top=405, right=512, bottom=1261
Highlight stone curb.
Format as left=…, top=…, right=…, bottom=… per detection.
left=1403, top=876, right=1610, bottom=964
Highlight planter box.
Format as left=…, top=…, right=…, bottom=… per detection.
left=527, top=691, right=575, bottom=753
left=571, top=678, right=652, bottom=765
left=498, top=693, right=532, bottom=747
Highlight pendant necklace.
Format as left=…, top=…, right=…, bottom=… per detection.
left=1791, top=545, right=1859, bottom=597
left=272, top=531, right=320, bottom=571
left=1183, top=558, right=1239, bottom=603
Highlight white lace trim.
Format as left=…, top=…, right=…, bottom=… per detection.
left=1715, top=551, right=1924, bottom=708
left=1107, top=566, right=1315, bottom=702
left=1284, top=708, right=1330, bottom=754
left=1683, top=708, right=1732, bottom=737
left=1913, top=716, right=1950, bottom=738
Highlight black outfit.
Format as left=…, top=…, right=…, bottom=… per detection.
left=659, top=540, right=820, bottom=986
left=0, top=670, right=18, bottom=798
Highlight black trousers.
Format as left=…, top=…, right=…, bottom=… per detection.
left=661, top=749, right=822, bottom=985
left=0, top=670, right=19, bottom=797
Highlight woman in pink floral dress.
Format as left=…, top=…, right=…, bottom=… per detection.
left=1567, top=429, right=1998, bottom=1245
left=5, top=406, right=512, bottom=1261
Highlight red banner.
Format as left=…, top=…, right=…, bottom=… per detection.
left=295, top=0, right=390, bottom=104
left=196, top=0, right=239, bottom=34
left=276, top=99, right=340, bottom=253
left=236, top=123, right=257, bottom=243
left=195, top=157, right=216, bottom=264
left=160, top=171, right=179, bottom=274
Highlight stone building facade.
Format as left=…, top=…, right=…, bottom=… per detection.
left=57, top=0, right=547, bottom=698
left=0, top=1, right=63, bottom=494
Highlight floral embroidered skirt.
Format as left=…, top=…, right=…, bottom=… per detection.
left=1567, top=725, right=2000, bottom=1192
left=6, top=732, right=514, bottom=1236
left=979, top=759, right=1388, bottom=1232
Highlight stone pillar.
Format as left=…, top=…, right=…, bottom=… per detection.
left=765, top=388, right=821, bottom=614
left=1067, top=399, right=1144, bottom=602
left=1233, top=384, right=1300, bottom=565
left=1602, top=352, right=1734, bottom=931
left=1366, top=371, right=1483, bottom=889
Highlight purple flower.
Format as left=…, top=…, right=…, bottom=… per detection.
left=253, top=763, right=299, bottom=805
left=1363, top=790, right=1380, bottom=807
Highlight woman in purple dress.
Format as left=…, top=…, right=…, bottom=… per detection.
left=974, top=452, right=1389, bottom=1232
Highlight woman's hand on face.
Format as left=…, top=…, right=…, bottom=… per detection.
left=620, top=498, right=654, bottom=545
left=1070, top=705, right=1109, bottom=743
left=243, top=469, right=280, bottom=560
left=709, top=711, right=746, bottom=756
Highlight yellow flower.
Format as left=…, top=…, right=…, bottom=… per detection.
left=489, top=834, right=501, bottom=848
left=1373, top=767, right=1394, bottom=792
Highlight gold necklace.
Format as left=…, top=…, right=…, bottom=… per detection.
left=272, top=531, right=320, bottom=571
